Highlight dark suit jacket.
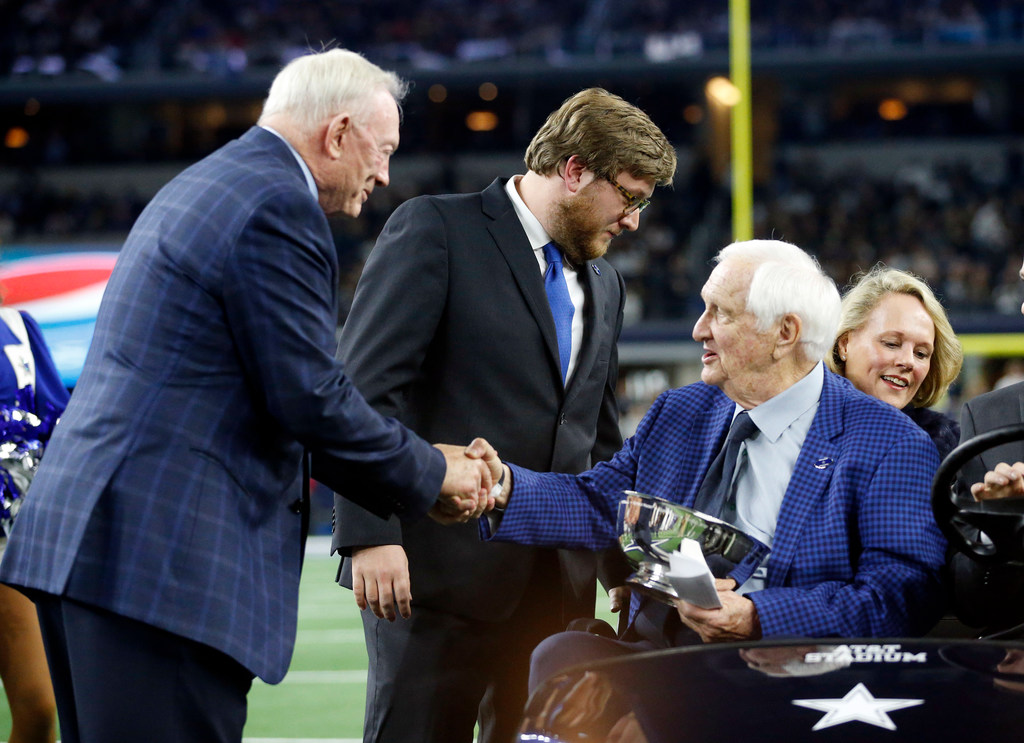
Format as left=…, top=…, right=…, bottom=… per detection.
left=952, top=382, right=1024, bottom=630
left=0, top=127, right=445, bottom=683
left=332, top=177, right=627, bottom=623
left=959, top=382, right=1024, bottom=487
left=487, top=371, right=948, bottom=638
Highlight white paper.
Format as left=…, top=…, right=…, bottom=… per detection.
left=666, top=538, right=722, bottom=609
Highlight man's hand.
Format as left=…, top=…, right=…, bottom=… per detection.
left=431, top=438, right=497, bottom=523
left=351, top=545, right=411, bottom=620
left=674, top=578, right=762, bottom=643
left=463, top=439, right=510, bottom=509
left=460, top=435, right=511, bottom=510
left=971, top=461, right=1024, bottom=501
left=608, top=585, right=631, bottom=614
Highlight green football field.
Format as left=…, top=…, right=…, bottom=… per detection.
left=0, top=538, right=618, bottom=742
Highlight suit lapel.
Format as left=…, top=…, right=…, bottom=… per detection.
left=766, top=371, right=842, bottom=585
left=680, top=399, right=735, bottom=507
left=482, top=179, right=563, bottom=386
left=563, top=260, right=604, bottom=404
left=980, top=392, right=1024, bottom=472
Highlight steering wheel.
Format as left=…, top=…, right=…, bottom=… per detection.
left=932, top=423, right=1024, bottom=566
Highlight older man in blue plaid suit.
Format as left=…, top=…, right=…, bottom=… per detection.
left=0, top=50, right=495, bottom=743
left=482, top=239, right=947, bottom=688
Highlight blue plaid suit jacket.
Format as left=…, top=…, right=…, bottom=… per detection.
left=0, top=127, right=445, bottom=683
left=488, top=370, right=947, bottom=638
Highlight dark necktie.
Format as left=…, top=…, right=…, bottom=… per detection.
left=692, top=410, right=759, bottom=518
left=542, top=242, right=574, bottom=384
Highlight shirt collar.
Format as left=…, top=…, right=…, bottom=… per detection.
left=260, top=125, right=318, bottom=200
left=742, top=361, right=825, bottom=442
left=504, top=176, right=552, bottom=251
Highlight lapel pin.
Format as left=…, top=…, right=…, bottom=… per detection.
left=813, top=457, right=835, bottom=470
left=592, top=265, right=601, bottom=276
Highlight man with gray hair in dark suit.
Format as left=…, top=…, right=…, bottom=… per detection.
left=0, top=48, right=494, bottom=743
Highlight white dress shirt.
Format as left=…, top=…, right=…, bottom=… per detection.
left=504, top=177, right=585, bottom=385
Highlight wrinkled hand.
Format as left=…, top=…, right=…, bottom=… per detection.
left=971, top=461, right=1024, bottom=501
left=674, top=578, right=761, bottom=643
left=608, top=585, right=631, bottom=614
left=430, top=438, right=497, bottom=524
left=351, top=545, right=411, bottom=620
left=461, top=434, right=510, bottom=509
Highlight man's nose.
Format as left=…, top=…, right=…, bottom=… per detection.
left=619, top=209, right=641, bottom=232
left=692, top=311, right=710, bottom=341
left=376, top=158, right=391, bottom=187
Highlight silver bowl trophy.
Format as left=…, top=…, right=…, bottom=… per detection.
left=617, top=491, right=771, bottom=605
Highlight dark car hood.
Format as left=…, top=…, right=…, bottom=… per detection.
left=518, top=638, right=1024, bottom=742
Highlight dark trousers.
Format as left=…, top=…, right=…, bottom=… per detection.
left=361, top=583, right=565, bottom=743
left=34, top=593, right=253, bottom=743
left=529, top=598, right=701, bottom=694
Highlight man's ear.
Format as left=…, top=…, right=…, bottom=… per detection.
left=773, top=313, right=802, bottom=358
left=562, top=154, right=589, bottom=194
left=324, top=112, right=353, bottom=158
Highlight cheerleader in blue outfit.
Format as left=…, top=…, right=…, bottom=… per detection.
left=0, top=305, right=68, bottom=743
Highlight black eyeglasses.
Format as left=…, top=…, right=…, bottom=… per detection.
left=605, top=177, right=651, bottom=216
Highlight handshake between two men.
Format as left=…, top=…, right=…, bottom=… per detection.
left=428, top=439, right=756, bottom=644
left=429, top=438, right=504, bottom=524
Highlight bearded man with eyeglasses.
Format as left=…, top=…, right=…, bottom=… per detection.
left=331, top=87, right=676, bottom=743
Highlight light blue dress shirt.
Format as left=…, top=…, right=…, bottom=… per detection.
left=723, top=361, right=824, bottom=593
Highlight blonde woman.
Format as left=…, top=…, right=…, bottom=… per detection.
left=829, top=265, right=963, bottom=460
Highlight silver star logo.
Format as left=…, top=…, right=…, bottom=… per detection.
left=619, top=537, right=675, bottom=554
left=792, top=682, right=923, bottom=731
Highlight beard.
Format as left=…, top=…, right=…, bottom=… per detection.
left=549, top=189, right=612, bottom=266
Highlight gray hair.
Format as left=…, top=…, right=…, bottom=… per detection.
left=715, top=239, right=841, bottom=362
left=258, top=49, right=409, bottom=133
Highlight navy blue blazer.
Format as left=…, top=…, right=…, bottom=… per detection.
left=487, top=370, right=947, bottom=638
left=0, top=127, right=445, bottom=683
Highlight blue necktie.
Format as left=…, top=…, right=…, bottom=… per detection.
left=692, top=411, right=759, bottom=518
left=542, top=241, right=574, bottom=384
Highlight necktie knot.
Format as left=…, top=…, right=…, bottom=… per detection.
left=727, top=410, right=758, bottom=445
left=692, top=410, right=758, bottom=518
left=542, top=241, right=563, bottom=273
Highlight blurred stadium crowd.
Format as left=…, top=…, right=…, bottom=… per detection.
left=1, top=0, right=1022, bottom=79
left=3, top=148, right=1023, bottom=324
left=1, top=0, right=1023, bottom=329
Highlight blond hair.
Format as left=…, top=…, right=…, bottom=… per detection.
left=828, top=265, right=963, bottom=408
left=525, top=88, right=677, bottom=186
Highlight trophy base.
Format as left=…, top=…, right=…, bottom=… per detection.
left=626, top=562, right=679, bottom=606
